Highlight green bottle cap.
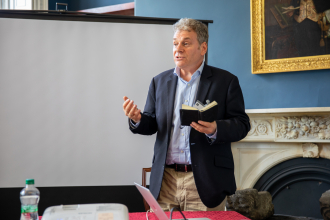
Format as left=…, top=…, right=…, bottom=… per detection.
left=26, top=179, right=34, bottom=185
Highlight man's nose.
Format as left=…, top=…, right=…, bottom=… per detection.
left=176, top=43, right=184, bottom=51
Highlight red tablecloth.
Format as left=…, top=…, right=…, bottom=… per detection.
left=129, top=211, right=250, bottom=220
left=40, top=211, right=250, bottom=220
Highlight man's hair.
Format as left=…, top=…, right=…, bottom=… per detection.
left=173, top=18, right=209, bottom=45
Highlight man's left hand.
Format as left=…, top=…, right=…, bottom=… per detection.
left=191, top=121, right=217, bottom=135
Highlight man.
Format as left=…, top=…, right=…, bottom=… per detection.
left=123, top=18, right=250, bottom=211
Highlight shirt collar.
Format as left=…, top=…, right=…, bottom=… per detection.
left=173, top=60, right=205, bottom=78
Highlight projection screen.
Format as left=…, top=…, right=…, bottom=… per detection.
left=0, top=12, right=203, bottom=187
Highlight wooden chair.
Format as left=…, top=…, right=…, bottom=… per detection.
left=142, top=167, right=152, bottom=211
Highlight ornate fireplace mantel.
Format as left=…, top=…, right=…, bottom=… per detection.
left=232, top=107, right=330, bottom=190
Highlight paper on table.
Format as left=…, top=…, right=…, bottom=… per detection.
left=98, top=213, right=114, bottom=220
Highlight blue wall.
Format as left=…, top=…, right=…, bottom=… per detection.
left=49, top=0, right=132, bottom=11
left=135, top=0, right=330, bottom=109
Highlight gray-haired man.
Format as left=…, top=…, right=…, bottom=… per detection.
left=123, top=18, right=250, bottom=211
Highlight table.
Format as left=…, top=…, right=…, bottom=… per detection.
left=129, top=211, right=250, bottom=220
left=39, top=211, right=251, bottom=220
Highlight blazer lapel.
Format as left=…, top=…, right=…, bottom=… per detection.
left=166, top=73, right=178, bottom=142
left=195, top=64, right=213, bottom=104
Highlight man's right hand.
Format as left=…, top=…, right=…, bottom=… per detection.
left=123, top=96, right=141, bottom=123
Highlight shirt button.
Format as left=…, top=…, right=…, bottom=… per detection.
left=181, top=150, right=184, bottom=153
left=182, top=133, right=184, bottom=136
left=185, top=100, right=188, bottom=102
left=188, top=84, right=190, bottom=86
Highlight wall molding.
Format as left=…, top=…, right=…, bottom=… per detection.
left=243, top=107, right=330, bottom=143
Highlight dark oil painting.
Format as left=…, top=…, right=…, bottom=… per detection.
left=264, top=0, right=330, bottom=60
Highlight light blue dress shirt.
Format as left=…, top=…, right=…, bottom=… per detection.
left=131, top=61, right=217, bottom=165
left=165, top=61, right=217, bottom=165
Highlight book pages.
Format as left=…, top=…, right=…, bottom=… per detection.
left=200, top=101, right=218, bottom=112
left=182, top=104, right=198, bottom=110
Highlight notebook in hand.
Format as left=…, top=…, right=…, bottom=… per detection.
left=180, top=101, right=218, bottom=126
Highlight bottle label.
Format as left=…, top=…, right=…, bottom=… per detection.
left=21, top=213, right=32, bottom=220
left=21, top=205, right=38, bottom=213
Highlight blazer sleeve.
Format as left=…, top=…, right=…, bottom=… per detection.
left=129, top=78, right=158, bottom=135
left=212, top=76, right=250, bottom=144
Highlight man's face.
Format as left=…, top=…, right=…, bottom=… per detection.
left=173, top=30, right=207, bottom=72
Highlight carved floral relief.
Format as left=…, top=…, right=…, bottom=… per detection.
left=276, top=116, right=330, bottom=140
left=302, top=143, right=319, bottom=158
left=248, top=119, right=273, bottom=136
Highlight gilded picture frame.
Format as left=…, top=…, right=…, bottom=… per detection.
left=251, top=0, right=330, bottom=74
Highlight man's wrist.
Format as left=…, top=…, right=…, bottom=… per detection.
left=132, top=113, right=142, bottom=124
left=131, top=119, right=141, bottom=124
left=206, top=129, right=217, bottom=139
left=130, top=119, right=141, bottom=129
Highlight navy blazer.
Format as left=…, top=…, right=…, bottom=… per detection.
left=130, top=64, right=250, bottom=208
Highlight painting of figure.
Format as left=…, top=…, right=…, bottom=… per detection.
left=264, top=0, right=330, bottom=60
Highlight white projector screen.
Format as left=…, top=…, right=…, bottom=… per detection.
left=0, top=13, right=177, bottom=187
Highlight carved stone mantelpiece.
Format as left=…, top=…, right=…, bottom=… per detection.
left=276, top=116, right=330, bottom=141
left=247, top=118, right=274, bottom=141
left=233, top=107, right=330, bottom=190
left=243, top=108, right=330, bottom=143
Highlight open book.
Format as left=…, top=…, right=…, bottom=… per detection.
left=180, top=101, right=218, bottom=126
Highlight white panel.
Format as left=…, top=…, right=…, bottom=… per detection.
left=14, top=0, right=32, bottom=9
left=0, top=18, right=174, bottom=187
left=16, top=0, right=27, bottom=7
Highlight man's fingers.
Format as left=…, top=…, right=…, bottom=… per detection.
left=191, top=121, right=216, bottom=135
left=123, top=98, right=131, bottom=109
left=191, top=122, right=205, bottom=133
left=123, top=100, right=132, bottom=114
left=197, top=120, right=211, bottom=127
left=124, top=100, right=135, bottom=116
left=122, top=96, right=140, bottom=122
left=128, top=104, right=138, bottom=117
left=135, top=108, right=141, bottom=115
left=134, top=109, right=141, bottom=120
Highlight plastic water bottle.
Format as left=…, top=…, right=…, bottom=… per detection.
left=20, top=179, right=40, bottom=220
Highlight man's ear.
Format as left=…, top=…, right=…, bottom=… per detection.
left=201, top=42, right=208, bottom=56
